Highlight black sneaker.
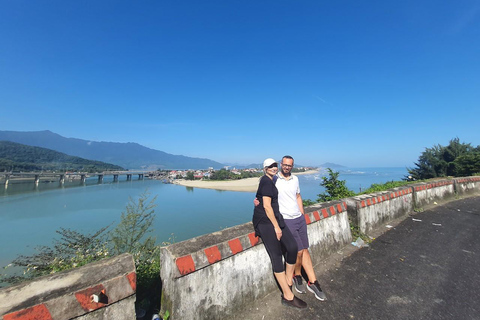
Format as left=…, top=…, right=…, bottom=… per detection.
left=293, top=275, right=307, bottom=294
left=307, top=281, right=326, bottom=301
left=281, top=295, right=308, bottom=308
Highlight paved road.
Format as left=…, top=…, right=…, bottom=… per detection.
left=230, top=196, right=480, bottom=320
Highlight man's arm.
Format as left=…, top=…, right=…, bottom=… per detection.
left=296, top=193, right=304, bottom=215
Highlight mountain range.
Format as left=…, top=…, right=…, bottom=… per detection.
left=0, top=130, right=223, bottom=170
left=0, top=141, right=123, bottom=172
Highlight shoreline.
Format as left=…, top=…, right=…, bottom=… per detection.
left=173, top=169, right=320, bottom=192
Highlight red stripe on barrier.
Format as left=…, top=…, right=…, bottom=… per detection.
left=321, top=208, right=329, bottom=218
left=176, top=255, right=195, bottom=275
left=336, top=204, right=342, bottom=212
left=367, top=199, right=372, bottom=206
left=313, top=211, right=321, bottom=221
left=304, top=214, right=311, bottom=224
left=372, top=198, right=376, bottom=204
left=204, top=246, right=222, bottom=264
left=75, top=284, right=107, bottom=312
left=3, top=304, right=53, bottom=320
left=330, top=206, right=336, bottom=215
left=228, top=238, right=243, bottom=255
left=361, top=200, right=366, bottom=208
left=126, top=272, right=136, bottom=292
left=248, top=232, right=259, bottom=246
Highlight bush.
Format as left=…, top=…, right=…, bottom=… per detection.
left=359, top=180, right=413, bottom=194
left=317, top=168, right=355, bottom=202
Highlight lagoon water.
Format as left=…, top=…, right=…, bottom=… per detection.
left=0, top=167, right=407, bottom=267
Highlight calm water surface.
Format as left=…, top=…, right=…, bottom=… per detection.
left=0, top=167, right=407, bottom=267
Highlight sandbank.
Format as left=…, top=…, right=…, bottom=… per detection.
left=173, top=169, right=320, bottom=192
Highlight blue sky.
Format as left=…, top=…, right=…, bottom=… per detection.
left=1, top=1, right=479, bottom=167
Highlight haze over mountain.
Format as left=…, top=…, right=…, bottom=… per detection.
left=0, top=130, right=224, bottom=170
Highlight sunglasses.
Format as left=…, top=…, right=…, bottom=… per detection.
left=268, top=163, right=278, bottom=168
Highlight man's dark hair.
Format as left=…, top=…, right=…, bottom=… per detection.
left=282, top=155, right=294, bottom=162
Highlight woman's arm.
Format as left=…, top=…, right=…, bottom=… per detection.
left=263, top=196, right=282, bottom=240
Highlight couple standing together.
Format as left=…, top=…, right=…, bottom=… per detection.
left=253, top=155, right=326, bottom=308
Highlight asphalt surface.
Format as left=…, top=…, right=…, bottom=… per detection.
left=229, top=196, right=480, bottom=320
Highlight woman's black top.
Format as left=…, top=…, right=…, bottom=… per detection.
left=252, top=175, right=285, bottom=231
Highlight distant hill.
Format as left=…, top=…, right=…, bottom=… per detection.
left=319, top=162, right=346, bottom=169
left=0, top=141, right=124, bottom=172
left=0, top=130, right=224, bottom=170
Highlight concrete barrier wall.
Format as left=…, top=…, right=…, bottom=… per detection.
left=346, top=187, right=414, bottom=234
left=160, top=200, right=350, bottom=320
left=0, top=253, right=136, bottom=320
left=454, top=176, right=480, bottom=195
left=412, top=179, right=456, bottom=208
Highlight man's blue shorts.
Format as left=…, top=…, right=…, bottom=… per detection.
left=284, top=215, right=309, bottom=251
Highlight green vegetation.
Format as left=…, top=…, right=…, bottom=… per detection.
left=0, top=141, right=124, bottom=172
left=358, top=180, right=413, bottom=195
left=302, top=198, right=316, bottom=207
left=208, top=168, right=262, bottom=180
left=110, top=192, right=160, bottom=296
left=1, top=191, right=161, bottom=315
left=408, top=138, right=480, bottom=180
left=317, top=168, right=355, bottom=202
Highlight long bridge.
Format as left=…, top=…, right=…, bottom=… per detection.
left=0, top=171, right=148, bottom=187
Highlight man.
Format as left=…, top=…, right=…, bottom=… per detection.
left=257, top=156, right=326, bottom=301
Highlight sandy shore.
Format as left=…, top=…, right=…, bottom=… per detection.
left=173, top=169, right=319, bottom=192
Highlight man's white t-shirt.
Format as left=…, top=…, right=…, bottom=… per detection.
left=276, top=173, right=302, bottom=220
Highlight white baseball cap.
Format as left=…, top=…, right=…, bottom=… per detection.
left=263, top=158, right=277, bottom=168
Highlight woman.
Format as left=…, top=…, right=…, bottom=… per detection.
left=252, top=158, right=307, bottom=308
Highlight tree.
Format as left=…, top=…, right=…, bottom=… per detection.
left=317, top=168, right=355, bottom=202
left=210, top=168, right=231, bottom=180
left=454, top=152, right=480, bottom=176
left=408, top=138, right=477, bottom=179
left=110, top=191, right=160, bottom=297
left=186, top=171, right=195, bottom=180
left=110, top=191, right=157, bottom=254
